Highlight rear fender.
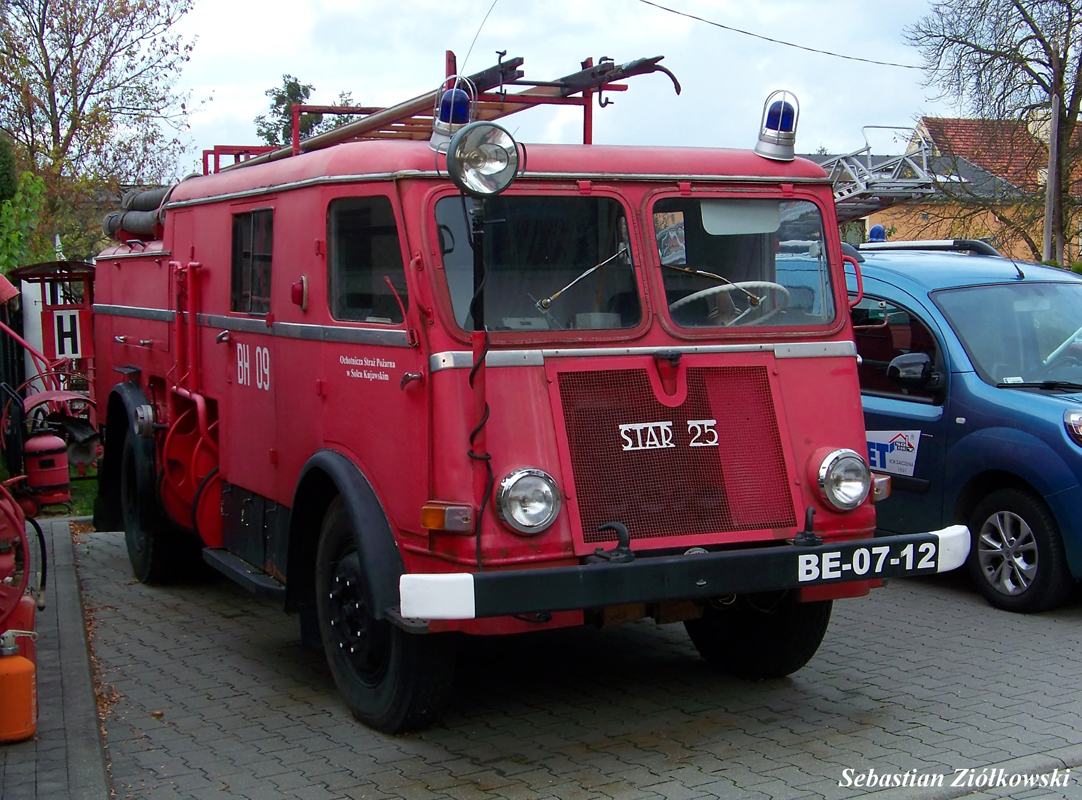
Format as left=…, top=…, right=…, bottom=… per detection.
left=95, top=381, right=153, bottom=530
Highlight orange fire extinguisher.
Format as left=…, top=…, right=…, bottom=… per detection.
left=0, top=629, right=37, bottom=742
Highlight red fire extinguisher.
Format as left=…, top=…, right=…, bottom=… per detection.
left=0, top=629, right=38, bottom=742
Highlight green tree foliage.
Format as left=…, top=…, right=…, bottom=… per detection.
left=0, top=135, right=16, bottom=206
left=0, top=0, right=195, bottom=259
left=256, top=75, right=318, bottom=147
left=0, top=171, right=49, bottom=274
left=255, top=75, right=360, bottom=147
left=907, top=0, right=1081, bottom=263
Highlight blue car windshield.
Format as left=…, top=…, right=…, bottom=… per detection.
left=933, top=281, right=1082, bottom=385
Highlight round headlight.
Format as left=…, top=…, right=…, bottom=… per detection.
left=446, top=122, right=519, bottom=197
left=817, top=449, right=871, bottom=511
left=497, top=468, right=560, bottom=535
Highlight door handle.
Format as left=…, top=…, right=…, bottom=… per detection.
left=215, top=330, right=231, bottom=344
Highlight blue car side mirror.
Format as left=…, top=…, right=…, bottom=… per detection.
left=888, top=352, right=943, bottom=392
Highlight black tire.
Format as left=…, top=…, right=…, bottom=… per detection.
left=316, top=497, right=455, bottom=733
left=120, top=433, right=192, bottom=584
left=684, top=591, right=831, bottom=678
left=967, top=488, right=1074, bottom=612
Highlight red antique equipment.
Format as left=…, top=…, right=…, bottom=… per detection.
left=0, top=261, right=97, bottom=515
left=23, top=433, right=71, bottom=508
left=0, top=480, right=43, bottom=739
left=89, top=49, right=968, bottom=735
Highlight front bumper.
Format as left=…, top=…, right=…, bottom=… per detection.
left=400, top=525, right=969, bottom=621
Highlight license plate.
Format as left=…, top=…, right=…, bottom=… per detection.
left=796, top=540, right=938, bottom=582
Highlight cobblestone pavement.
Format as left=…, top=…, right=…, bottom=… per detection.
left=0, top=519, right=109, bottom=800
left=72, top=530, right=1082, bottom=800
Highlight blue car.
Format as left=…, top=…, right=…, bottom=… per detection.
left=846, top=242, right=1082, bottom=612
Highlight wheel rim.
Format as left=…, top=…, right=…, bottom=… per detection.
left=977, top=511, right=1038, bottom=596
left=326, top=551, right=391, bottom=686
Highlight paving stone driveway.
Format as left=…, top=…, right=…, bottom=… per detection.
left=75, top=530, right=1082, bottom=800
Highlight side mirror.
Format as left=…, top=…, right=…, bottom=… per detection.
left=887, top=352, right=943, bottom=391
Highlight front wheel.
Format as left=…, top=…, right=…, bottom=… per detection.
left=684, top=591, right=831, bottom=678
left=967, top=489, right=1074, bottom=612
left=316, top=498, right=455, bottom=733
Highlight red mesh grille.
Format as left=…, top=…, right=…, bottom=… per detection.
left=558, top=366, right=795, bottom=544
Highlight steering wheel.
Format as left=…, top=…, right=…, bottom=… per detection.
left=668, top=281, right=790, bottom=325
left=1038, top=353, right=1082, bottom=379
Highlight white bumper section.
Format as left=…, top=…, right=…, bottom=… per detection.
left=933, top=524, right=970, bottom=573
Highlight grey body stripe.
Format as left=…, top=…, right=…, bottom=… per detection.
left=95, top=305, right=411, bottom=347
left=429, top=341, right=857, bottom=372
left=100, top=250, right=172, bottom=261
left=94, top=304, right=176, bottom=322
left=164, top=172, right=829, bottom=210
left=94, top=306, right=852, bottom=359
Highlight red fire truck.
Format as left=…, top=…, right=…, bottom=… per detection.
left=92, top=53, right=968, bottom=733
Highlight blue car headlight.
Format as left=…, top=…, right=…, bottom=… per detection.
left=1064, top=410, right=1082, bottom=446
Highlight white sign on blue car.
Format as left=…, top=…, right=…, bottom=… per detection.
left=866, top=430, right=921, bottom=477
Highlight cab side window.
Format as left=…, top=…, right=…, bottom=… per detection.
left=328, top=196, right=408, bottom=324
left=231, top=209, right=273, bottom=315
left=852, top=297, right=940, bottom=401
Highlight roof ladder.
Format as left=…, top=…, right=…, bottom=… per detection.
left=212, top=52, right=680, bottom=173
left=820, top=127, right=936, bottom=223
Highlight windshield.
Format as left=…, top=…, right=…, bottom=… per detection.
left=934, top=281, right=1082, bottom=385
left=653, top=198, right=836, bottom=328
left=435, top=195, right=640, bottom=332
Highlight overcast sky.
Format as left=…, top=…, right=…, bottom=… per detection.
left=172, top=0, right=962, bottom=170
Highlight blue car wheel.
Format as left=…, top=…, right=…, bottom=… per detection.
left=967, top=489, right=1074, bottom=613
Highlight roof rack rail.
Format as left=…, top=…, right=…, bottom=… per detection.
left=858, top=239, right=1002, bottom=257
left=208, top=51, right=680, bottom=174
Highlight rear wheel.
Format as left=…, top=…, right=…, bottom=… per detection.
left=967, top=489, right=1074, bottom=612
left=316, top=498, right=455, bottom=733
left=121, top=433, right=193, bottom=583
left=684, top=591, right=831, bottom=678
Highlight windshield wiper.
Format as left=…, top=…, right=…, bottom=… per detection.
left=996, top=380, right=1082, bottom=391
left=536, top=246, right=628, bottom=311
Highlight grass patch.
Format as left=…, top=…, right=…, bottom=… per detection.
left=68, top=473, right=98, bottom=517
left=0, top=458, right=98, bottom=518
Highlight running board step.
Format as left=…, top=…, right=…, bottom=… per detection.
left=202, top=548, right=286, bottom=600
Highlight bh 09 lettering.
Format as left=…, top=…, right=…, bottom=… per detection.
left=236, top=343, right=270, bottom=391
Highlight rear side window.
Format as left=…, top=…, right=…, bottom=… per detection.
left=231, top=209, right=273, bottom=315
left=327, top=196, right=408, bottom=324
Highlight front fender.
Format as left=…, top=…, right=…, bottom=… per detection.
left=946, top=427, right=1082, bottom=577
left=946, top=427, right=1079, bottom=505
left=291, top=449, right=405, bottom=619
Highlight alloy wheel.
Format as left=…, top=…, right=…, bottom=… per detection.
left=977, top=511, right=1038, bottom=596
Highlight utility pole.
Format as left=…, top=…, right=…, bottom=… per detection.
left=1042, top=47, right=1062, bottom=264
